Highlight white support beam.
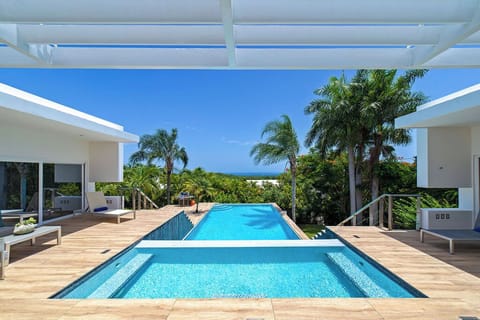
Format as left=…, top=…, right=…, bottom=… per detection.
left=423, top=48, right=480, bottom=68
left=462, top=30, right=480, bottom=43
left=51, top=47, right=228, bottom=68
left=235, top=25, right=442, bottom=46
left=0, top=0, right=479, bottom=69
left=235, top=48, right=413, bottom=70
left=18, top=25, right=225, bottom=45
left=0, top=47, right=38, bottom=66
left=0, top=0, right=222, bottom=24
left=234, top=0, right=478, bottom=24
left=0, top=24, right=51, bottom=64
left=414, top=4, right=480, bottom=66
left=220, top=0, right=236, bottom=67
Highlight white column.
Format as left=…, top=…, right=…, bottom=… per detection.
left=38, top=162, right=43, bottom=225
left=81, top=163, right=85, bottom=213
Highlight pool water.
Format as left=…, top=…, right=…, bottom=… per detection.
left=185, top=204, right=298, bottom=240
left=60, top=241, right=419, bottom=299
left=54, top=204, right=424, bottom=299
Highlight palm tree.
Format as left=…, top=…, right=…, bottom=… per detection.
left=130, top=128, right=188, bottom=204
left=305, top=74, right=366, bottom=218
left=362, top=70, right=427, bottom=202
left=250, top=115, right=300, bottom=221
left=183, top=169, right=215, bottom=213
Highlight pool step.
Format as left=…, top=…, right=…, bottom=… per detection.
left=88, top=253, right=153, bottom=298
left=325, top=252, right=390, bottom=298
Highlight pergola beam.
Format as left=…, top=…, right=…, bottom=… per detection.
left=0, top=24, right=51, bottom=64
left=0, top=0, right=222, bottom=24
left=233, top=0, right=478, bottom=24
left=220, top=0, right=236, bottom=67
left=0, top=0, right=477, bottom=25
left=0, top=0, right=479, bottom=69
left=235, top=25, right=444, bottom=46
left=414, top=5, right=480, bottom=66
left=18, top=25, right=225, bottom=45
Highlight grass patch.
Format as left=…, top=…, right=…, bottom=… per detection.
left=298, top=224, right=325, bottom=238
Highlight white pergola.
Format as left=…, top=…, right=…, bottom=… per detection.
left=1, top=0, right=480, bottom=69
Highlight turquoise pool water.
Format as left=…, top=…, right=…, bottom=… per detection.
left=53, top=205, right=424, bottom=299
left=185, top=204, right=299, bottom=240
left=59, top=241, right=420, bottom=299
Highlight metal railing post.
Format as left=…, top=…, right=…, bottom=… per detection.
left=137, top=189, right=141, bottom=210
left=132, top=188, right=136, bottom=212
left=369, top=202, right=375, bottom=226
left=416, top=196, right=421, bottom=230
left=388, top=195, right=393, bottom=230
left=379, top=198, right=384, bottom=228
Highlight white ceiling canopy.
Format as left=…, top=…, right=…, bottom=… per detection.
left=1, top=0, right=480, bottom=69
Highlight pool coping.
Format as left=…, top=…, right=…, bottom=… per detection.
left=137, top=239, right=344, bottom=248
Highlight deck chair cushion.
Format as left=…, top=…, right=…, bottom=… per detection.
left=94, top=206, right=109, bottom=212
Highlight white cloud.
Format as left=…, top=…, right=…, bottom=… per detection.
left=221, top=137, right=257, bottom=146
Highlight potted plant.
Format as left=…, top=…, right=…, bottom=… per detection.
left=13, top=217, right=36, bottom=235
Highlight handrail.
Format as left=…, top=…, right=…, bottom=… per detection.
left=337, top=193, right=421, bottom=230
left=136, top=188, right=159, bottom=209
left=130, top=187, right=159, bottom=210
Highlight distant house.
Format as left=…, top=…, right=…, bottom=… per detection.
left=396, top=84, right=480, bottom=230
left=0, top=83, right=138, bottom=224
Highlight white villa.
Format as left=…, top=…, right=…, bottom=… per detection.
left=0, top=83, right=138, bottom=224
left=396, top=84, right=480, bottom=231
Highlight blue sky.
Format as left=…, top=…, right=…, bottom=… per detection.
left=1, top=68, right=479, bottom=173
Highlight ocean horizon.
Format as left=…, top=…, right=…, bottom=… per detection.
left=224, top=172, right=281, bottom=177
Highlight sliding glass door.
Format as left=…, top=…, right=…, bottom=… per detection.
left=0, top=161, right=84, bottom=226
left=42, top=163, right=83, bottom=222
left=0, top=162, right=39, bottom=226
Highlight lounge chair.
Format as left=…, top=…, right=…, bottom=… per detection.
left=420, top=229, right=480, bottom=254
left=86, top=192, right=135, bottom=224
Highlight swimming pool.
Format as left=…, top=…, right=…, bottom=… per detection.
left=53, top=204, right=424, bottom=299
left=185, top=204, right=299, bottom=240
left=57, top=240, right=421, bottom=299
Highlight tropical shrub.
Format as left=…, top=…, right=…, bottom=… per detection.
left=393, top=192, right=457, bottom=229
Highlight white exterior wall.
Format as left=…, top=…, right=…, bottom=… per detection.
left=458, top=188, right=473, bottom=210
left=0, top=122, right=124, bottom=183
left=89, top=142, right=123, bottom=182
left=470, top=126, right=480, bottom=155
left=0, top=122, right=89, bottom=164
left=416, top=127, right=471, bottom=188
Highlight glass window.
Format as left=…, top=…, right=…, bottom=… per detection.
left=43, top=163, right=83, bottom=221
left=0, top=161, right=39, bottom=226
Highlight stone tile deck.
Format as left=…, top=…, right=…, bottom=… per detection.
left=0, top=207, right=478, bottom=319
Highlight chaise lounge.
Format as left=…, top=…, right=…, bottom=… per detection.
left=420, top=228, right=480, bottom=254
left=86, top=192, right=136, bottom=224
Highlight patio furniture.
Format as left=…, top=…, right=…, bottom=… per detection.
left=420, top=229, right=480, bottom=254
left=0, top=227, right=13, bottom=237
left=2, top=212, right=38, bottom=223
left=1, top=225, right=62, bottom=279
left=177, top=192, right=193, bottom=207
left=86, top=192, right=135, bottom=224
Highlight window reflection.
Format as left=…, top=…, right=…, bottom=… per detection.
left=0, top=162, right=39, bottom=226
left=0, top=161, right=83, bottom=226
left=43, top=164, right=82, bottom=221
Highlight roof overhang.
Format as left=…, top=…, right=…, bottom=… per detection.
left=395, top=83, right=480, bottom=128
left=1, top=0, right=480, bottom=69
left=0, top=83, right=139, bottom=143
